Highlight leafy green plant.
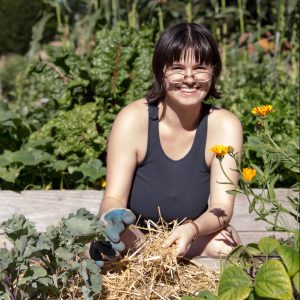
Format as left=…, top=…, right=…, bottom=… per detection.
left=184, top=236, right=299, bottom=300
left=0, top=208, right=105, bottom=299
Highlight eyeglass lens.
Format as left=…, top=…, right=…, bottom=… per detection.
left=167, top=72, right=211, bottom=83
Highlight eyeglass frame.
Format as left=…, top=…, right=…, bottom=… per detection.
left=164, top=70, right=213, bottom=83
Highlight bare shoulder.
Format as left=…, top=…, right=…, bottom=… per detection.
left=208, top=106, right=243, bottom=132
left=113, top=98, right=148, bottom=131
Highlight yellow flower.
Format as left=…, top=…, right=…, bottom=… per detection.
left=101, top=179, right=106, bottom=189
left=242, top=168, right=256, bottom=182
left=210, top=145, right=231, bottom=157
left=251, top=105, right=273, bottom=117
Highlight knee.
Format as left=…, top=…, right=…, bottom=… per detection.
left=203, top=226, right=241, bottom=257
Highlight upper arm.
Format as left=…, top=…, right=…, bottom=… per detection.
left=207, top=109, right=243, bottom=217
left=100, top=100, right=148, bottom=214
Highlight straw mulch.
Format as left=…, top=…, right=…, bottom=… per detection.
left=99, top=218, right=219, bottom=300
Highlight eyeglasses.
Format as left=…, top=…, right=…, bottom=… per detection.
left=165, top=71, right=212, bottom=83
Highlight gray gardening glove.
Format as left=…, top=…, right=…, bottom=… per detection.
left=89, top=208, right=136, bottom=266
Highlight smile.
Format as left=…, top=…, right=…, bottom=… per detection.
left=179, top=87, right=198, bottom=94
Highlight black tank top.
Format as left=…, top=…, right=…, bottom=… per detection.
left=127, top=102, right=211, bottom=224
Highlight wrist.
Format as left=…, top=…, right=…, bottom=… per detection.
left=182, top=219, right=200, bottom=240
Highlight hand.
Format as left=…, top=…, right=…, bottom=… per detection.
left=89, top=208, right=136, bottom=266
left=162, top=223, right=198, bottom=257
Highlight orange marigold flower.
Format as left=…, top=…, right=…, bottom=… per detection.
left=101, top=179, right=106, bottom=188
left=251, top=105, right=273, bottom=117
left=210, top=145, right=230, bottom=157
left=242, top=168, right=256, bottom=182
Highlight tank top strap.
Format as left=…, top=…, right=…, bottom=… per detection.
left=148, top=103, right=159, bottom=121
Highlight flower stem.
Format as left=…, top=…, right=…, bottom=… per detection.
left=219, top=159, right=235, bottom=185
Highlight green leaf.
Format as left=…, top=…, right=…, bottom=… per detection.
left=18, top=266, right=47, bottom=286
left=218, top=266, right=252, bottom=296
left=64, top=217, right=95, bottom=236
left=226, top=189, right=243, bottom=195
left=219, top=287, right=252, bottom=300
left=245, top=243, right=261, bottom=256
left=3, top=214, right=37, bottom=242
left=76, top=159, right=105, bottom=180
left=55, top=247, right=74, bottom=261
left=194, top=290, right=217, bottom=299
left=79, top=259, right=102, bottom=296
left=292, top=271, right=299, bottom=293
left=276, top=245, right=300, bottom=277
left=0, top=166, right=22, bottom=183
left=258, top=237, right=280, bottom=255
left=293, top=229, right=300, bottom=250
left=254, top=259, right=293, bottom=299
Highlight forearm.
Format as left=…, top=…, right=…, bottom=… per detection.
left=98, top=195, right=127, bottom=217
left=193, top=204, right=233, bottom=236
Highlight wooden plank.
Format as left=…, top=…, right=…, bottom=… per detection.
left=0, top=189, right=297, bottom=250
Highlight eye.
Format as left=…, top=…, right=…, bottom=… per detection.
left=170, top=66, right=183, bottom=71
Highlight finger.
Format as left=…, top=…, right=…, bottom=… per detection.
left=110, top=240, right=126, bottom=252
left=162, top=232, right=178, bottom=248
left=106, top=223, right=122, bottom=243
left=121, top=209, right=136, bottom=224
left=175, top=240, right=189, bottom=257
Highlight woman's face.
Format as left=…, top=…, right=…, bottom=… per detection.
left=163, top=50, right=213, bottom=107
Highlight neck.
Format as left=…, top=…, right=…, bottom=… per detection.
left=159, top=99, right=202, bottom=131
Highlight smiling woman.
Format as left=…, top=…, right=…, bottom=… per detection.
left=90, top=22, right=243, bottom=265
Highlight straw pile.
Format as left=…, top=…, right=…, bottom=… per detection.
left=99, top=218, right=219, bottom=300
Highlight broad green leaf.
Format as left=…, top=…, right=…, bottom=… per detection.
left=276, top=245, right=300, bottom=277
left=0, top=155, right=9, bottom=167
left=258, top=237, right=280, bottom=255
left=292, top=272, right=299, bottom=293
left=254, top=259, right=293, bottom=299
left=55, top=247, right=74, bottom=261
left=0, top=166, right=22, bottom=183
left=219, top=286, right=252, bottom=300
left=218, top=266, right=252, bottom=296
left=79, top=259, right=102, bottom=295
left=18, top=266, right=47, bottom=285
left=65, top=217, right=94, bottom=236
left=76, top=159, right=105, bottom=180
left=0, top=249, right=12, bottom=270
left=50, top=160, right=68, bottom=172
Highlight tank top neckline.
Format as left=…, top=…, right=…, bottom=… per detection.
left=150, top=102, right=210, bottom=164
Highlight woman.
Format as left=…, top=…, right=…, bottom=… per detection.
left=90, top=22, right=243, bottom=265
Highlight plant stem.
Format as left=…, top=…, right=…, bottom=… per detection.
left=221, top=0, right=227, bottom=68
left=158, top=6, right=164, bottom=32
left=256, top=0, right=261, bottom=39
left=185, top=0, right=192, bottom=23
left=218, top=159, right=235, bottom=185
left=237, top=0, right=245, bottom=35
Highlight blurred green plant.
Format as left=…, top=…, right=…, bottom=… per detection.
left=0, top=22, right=155, bottom=190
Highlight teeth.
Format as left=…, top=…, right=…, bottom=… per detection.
left=181, top=88, right=196, bottom=93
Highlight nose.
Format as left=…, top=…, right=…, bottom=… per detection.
left=183, top=74, right=196, bottom=84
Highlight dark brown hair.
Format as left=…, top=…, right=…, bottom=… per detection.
left=146, top=23, right=222, bottom=105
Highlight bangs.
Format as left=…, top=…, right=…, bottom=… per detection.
left=164, top=30, right=216, bottom=68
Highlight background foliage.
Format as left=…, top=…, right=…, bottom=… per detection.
left=0, top=0, right=299, bottom=189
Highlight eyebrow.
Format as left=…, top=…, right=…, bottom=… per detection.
left=171, top=63, right=208, bottom=68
